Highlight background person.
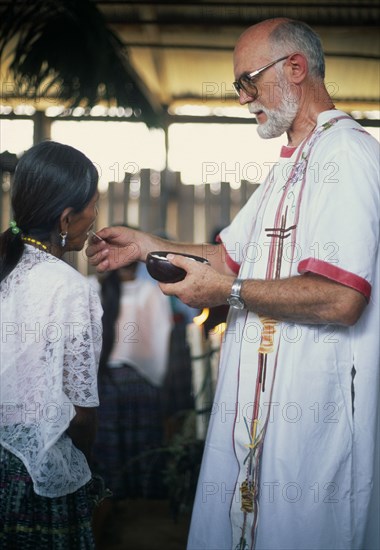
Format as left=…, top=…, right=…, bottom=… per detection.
left=87, top=18, right=380, bottom=550
left=92, top=259, right=173, bottom=504
left=0, top=141, right=103, bottom=549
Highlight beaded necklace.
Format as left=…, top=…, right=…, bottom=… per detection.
left=22, top=236, right=48, bottom=251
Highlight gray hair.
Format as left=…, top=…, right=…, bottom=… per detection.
left=269, top=20, right=325, bottom=79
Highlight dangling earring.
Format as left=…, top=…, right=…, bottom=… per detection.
left=60, top=231, right=68, bottom=247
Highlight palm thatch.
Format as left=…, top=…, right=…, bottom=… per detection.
left=0, top=0, right=163, bottom=127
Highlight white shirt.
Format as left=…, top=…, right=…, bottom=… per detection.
left=107, top=278, right=173, bottom=386
left=0, top=245, right=102, bottom=497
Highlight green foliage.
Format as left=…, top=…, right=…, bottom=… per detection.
left=163, top=411, right=204, bottom=521
left=0, top=0, right=162, bottom=126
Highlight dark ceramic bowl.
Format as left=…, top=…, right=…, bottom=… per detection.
left=146, top=251, right=209, bottom=283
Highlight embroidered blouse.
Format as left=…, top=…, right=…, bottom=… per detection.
left=0, top=245, right=102, bottom=497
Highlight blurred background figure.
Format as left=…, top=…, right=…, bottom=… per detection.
left=204, top=226, right=229, bottom=335
left=143, top=230, right=200, bottom=443
left=91, top=257, right=173, bottom=542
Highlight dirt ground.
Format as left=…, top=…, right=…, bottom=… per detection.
left=95, top=498, right=191, bottom=550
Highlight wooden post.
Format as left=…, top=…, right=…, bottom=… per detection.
left=220, top=181, right=231, bottom=229
left=108, top=181, right=115, bottom=225
left=139, top=168, right=151, bottom=231
left=123, top=173, right=131, bottom=224
left=178, top=183, right=195, bottom=242
left=33, top=111, right=51, bottom=144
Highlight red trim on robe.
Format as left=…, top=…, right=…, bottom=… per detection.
left=223, top=246, right=241, bottom=275
left=216, top=238, right=241, bottom=275
left=280, top=145, right=297, bottom=158
left=226, top=254, right=240, bottom=275
left=298, top=257, right=372, bottom=300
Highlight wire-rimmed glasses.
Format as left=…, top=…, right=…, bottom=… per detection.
left=233, top=55, right=290, bottom=99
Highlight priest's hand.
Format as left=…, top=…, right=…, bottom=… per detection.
left=159, top=253, right=234, bottom=309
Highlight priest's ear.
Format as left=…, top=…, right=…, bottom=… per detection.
left=285, top=53, right=308, bottom=84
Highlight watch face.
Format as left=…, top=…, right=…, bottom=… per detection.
left=228, top=296, right=245, bottom=310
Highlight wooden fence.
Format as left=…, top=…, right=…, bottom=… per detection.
left=101, top=168, right=259, bottom=242
left=0, top=166, right=259, bottom=273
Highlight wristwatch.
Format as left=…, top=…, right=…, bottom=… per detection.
left=227, top=278, right=246, bottom=310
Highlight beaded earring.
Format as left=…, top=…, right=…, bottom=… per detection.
left=60, top=231, right=68, bottom=247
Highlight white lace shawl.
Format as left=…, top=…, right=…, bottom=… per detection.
left=0, top=245, right=102, bottom=497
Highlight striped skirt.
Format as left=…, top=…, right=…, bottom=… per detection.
left=0, top=445, right=101, bottom=549
left=93, top=364, right=166, bottom=500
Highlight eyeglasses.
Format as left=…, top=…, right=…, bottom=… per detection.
left=233, top=55, right=290, bottom=99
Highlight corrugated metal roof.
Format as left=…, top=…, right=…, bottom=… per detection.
left=101, top=1, right=379, bottom=115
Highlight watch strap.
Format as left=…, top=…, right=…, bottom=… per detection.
left=227, top=278, right=245, bottom=309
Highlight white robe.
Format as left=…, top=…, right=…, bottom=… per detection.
left=187, top=111, right=380, bottom=550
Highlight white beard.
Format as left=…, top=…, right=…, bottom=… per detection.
left=249, top=78, right=300, bottom=139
